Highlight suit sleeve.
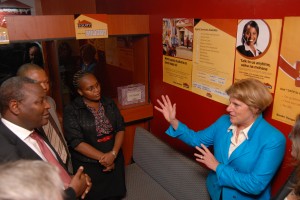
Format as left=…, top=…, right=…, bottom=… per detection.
left=63, top=105, right=84, bottom=149
left=64, top=187, right=76, bottom=200
left=165, top=116, right=228, bottom=148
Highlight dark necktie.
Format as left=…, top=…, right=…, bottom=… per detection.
left=30, top=131, right=71, bottom=188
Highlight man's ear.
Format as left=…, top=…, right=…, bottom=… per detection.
left=8, top=100, right=20, bottom=115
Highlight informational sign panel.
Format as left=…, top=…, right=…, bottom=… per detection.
left=192, top=19, right=236, bottom=104
left=74, top=14, right=108, bottom=39
left=234, top=19, right=282, bottom=93
left=272, top=17, right=300, bottom=125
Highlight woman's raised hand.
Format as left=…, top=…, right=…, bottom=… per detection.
left=155, top=95, right=178, bottom=129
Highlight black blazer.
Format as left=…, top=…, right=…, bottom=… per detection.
left=236, top=45, right=262, bottom=57
left=0, top=121, right=76, bottom=200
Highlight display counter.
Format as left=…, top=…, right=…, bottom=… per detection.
left=117, top=102, right=153, bottom=165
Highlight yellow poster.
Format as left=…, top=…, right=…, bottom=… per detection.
left=0, top=26, right=9, bottom=44
left=234, top=19, right=282, bottom=93
left=192, top=19, right=237, bottom=105
left=163, top=55, right=192, bottom=91
left=0, top=15, right=9, bottom=44
left=163, top=18, right=194, bottom=60
left=272, top=17, right=300, bottom=125
left=74, top=14, right=108, bottom=39
left=162, top=18, right=194, bottom=91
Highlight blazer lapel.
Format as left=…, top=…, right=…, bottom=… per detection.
left=228, top=140, right=250, bottom=162
left=15, top=138, right=42, bottom=160
left=221, top=130, right=232, bottom=164
left=0, top=121, right=42, bottom=161
left=227, top=115, right=263, bottom=163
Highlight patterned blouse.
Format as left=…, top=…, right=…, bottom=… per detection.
left=85, top=101, right=113, bottom=137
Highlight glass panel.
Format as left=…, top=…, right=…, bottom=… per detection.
left=0, top=42, right=44, bottom=85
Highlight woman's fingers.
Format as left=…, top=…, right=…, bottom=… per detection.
left=166, top=95, right=173, bottom=106
left=194, top=144, right=219, bottom=171
left=195, top=145, right=206, bottom=155
left=156, top=98, right=164, bottom=108
left=200, top=143, right=209, bottom=151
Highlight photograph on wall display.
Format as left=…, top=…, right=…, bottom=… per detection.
left=162, top=18, right=194, bottom=91
left=236, top=19, right=271, bottom=58
left=234, top=19, right=282, bottom=93
left=163, top=18, right=194, bottom=60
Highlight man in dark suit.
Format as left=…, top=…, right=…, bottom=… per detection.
left=0, top=76, right=91, bottom=200
left=17, top=63, right=73, bottom=173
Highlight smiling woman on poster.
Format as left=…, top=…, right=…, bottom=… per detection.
left=236, top=20, right=270, bottom=58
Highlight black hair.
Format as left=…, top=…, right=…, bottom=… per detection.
left=72, top=70, right=93, bottom=89
left=0, top=76, right=35, bottom=113
left=241, top=20, right=260, bottom=44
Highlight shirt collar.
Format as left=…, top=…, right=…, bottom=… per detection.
left=1, top=118, right=33, bottom=140
left=227, top=123, right=254, bottom=140
left=244, top=43, right=259, bottom=56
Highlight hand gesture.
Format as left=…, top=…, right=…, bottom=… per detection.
left=103, top=163, right=115, bottom=172
left=99, top=152, right=115, bottom=167
left=194, top=144, right=219, bottom=172
left=155, top=95, right=178, bottom=129
left=69, top=166, right=92, bottom=199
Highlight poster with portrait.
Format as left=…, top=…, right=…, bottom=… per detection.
left=162, top=18, right=194, bottom=91
left=191, top=19, right=237, bottom=104
left=234, top=19, right=282, bottom=93
left=272, top=17, right=300, bottom=125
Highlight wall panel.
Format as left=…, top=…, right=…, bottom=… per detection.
left=96, top=0, right=300, bottom=195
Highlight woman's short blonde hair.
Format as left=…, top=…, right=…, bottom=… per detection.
left=226, top=78, right=273, bottom=114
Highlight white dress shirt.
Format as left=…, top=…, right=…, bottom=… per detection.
left=244, top=43, right=260, bottom=56
left=228, top=123, right=253, bottom=157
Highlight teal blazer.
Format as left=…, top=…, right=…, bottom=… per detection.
left=166, top=114, right=286, bottom=200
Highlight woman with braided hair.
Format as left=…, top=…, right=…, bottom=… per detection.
left=63, top=70, right=126, bottom=200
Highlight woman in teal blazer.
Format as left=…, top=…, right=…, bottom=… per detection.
left=155, top=79, right=286, bottom=200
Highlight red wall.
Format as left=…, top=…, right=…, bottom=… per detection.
left=96, top=0, right=300, bottom=195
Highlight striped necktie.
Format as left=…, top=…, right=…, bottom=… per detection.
left=43, top=114, right=68, bottom=163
